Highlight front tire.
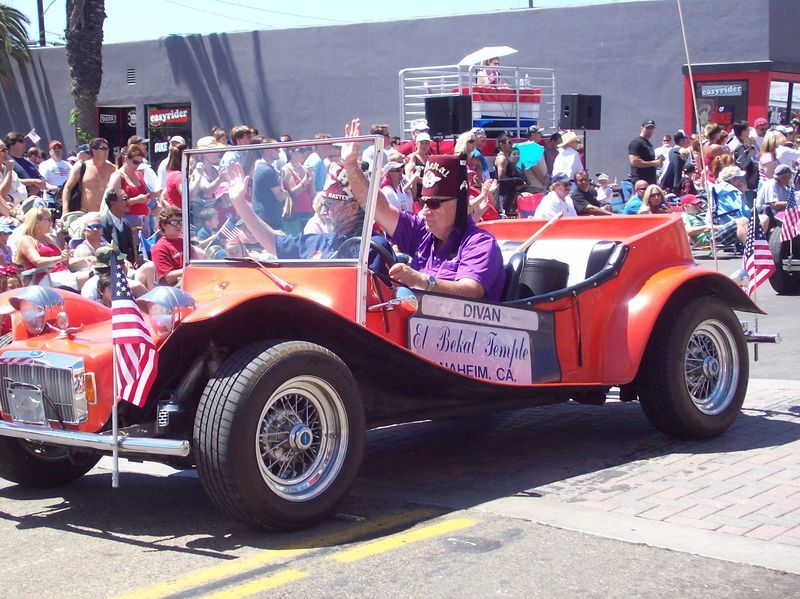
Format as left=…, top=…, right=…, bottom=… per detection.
left=194, top=341, right=365, bottom=530
left=637, top=296, right=748, bottom=439
left=0, top=438, right=100, bottom=488
left=768, top=225, right=800, bottom=295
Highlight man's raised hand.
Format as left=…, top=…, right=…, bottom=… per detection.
left=341, top=118, right=362, bottom=166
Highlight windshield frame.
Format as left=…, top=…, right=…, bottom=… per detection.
left=180, top=134, right=384, bottom=325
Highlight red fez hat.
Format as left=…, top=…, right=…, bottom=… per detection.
left=421, top=154, right=467, bottom=199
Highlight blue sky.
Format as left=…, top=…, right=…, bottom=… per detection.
left=8, top=0, right=638, bottom=45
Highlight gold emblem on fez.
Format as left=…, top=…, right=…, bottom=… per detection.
left=422, top=170, right=442, bottom=189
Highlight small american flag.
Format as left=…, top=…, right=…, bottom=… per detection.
left=780, top=187, right=800, bottom=243
left=111, top=254, right=158, bottom=407
left=218, top=217, right=244, bottom=241
left=742, top=211, right=775, bottom=298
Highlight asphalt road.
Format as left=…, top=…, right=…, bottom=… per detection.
left=0, top=252, right=797, bottom=598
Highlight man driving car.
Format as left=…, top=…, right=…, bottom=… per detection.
left=341, top=118, right=505, bottom=301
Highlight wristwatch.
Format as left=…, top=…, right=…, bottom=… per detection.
left=426, top=274, right=436, bottom=291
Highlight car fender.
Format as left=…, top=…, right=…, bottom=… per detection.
left=604, top=266, right=762, bottom=383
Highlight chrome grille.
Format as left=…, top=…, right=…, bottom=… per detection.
left=0, top=354, right=85, bottom=424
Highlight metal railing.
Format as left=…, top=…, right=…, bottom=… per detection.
left=399, top=64, right=556, bottom=137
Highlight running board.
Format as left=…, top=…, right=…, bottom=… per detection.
left=0, top=420, right=191, bottom=457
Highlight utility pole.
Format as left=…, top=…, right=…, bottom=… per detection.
left=529, top=1, right=534, bottom=7
left=37, top=0, right=46, bottom=46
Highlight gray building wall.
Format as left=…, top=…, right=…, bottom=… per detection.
left=1, top=0, right=797, bottom=180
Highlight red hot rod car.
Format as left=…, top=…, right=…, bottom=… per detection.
left=0, top=138, right=769, bottom=530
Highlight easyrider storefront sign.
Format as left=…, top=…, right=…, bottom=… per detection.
left=148, top=107, right=190, bottom=127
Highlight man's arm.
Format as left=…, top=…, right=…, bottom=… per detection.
left=61, top=161, right=83, bottom=212
left=387, top=263, right=485, bottom=298
left=227, top=163, right=280, bottom=256
left=629, top=154, right=661, bottom=169
left=495, top=154, right=508, bottom=179
left=341, top=119, right=400, bottom=236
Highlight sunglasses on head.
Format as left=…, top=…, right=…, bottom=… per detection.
left=420, top=197, right=456, bottom=210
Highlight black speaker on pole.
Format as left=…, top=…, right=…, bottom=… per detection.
left=560, top=94, right=602, bottom=130
left=424, top=95, right=473, bottom=136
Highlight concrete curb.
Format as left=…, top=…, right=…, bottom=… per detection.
left=475, top=496, right=800, bottom=575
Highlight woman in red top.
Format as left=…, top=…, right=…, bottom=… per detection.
left=281, top=146, right=315, bottom=232
left=14, top=206, right=92, bottom=288
left=107, top=144, right=159, bottom=238
left=163, top=142, right=186, bottom=208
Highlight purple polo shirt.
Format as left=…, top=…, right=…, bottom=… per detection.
left=390, top=211, right=505, bottom=301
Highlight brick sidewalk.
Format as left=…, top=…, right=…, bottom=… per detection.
left=530, top=379, right=800, bottom=547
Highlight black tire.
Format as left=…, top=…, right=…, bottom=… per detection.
left=194, top=341, right=365, bottom=530
left=0, top=438, right=100, bottom=488
left=637, top=296, right=748, bottom=440
left=768, top=225, right=800, bottom=295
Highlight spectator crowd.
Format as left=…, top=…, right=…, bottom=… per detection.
left=0, top=110, right=797, bottom=302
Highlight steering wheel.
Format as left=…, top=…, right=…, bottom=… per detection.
left=332, top=237, right=396, bottom=285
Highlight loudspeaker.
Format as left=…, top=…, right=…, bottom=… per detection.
left=425, top=95, right=473, bottom=136
left=560, top=94, right=602, bottom=130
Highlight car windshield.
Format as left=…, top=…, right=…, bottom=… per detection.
left=183, top=137, right=380, bottom=264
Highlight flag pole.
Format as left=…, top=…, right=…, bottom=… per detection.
left=112, top=368, right=120, bottom=488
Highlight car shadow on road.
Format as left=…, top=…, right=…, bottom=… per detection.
left=0, top=400, right=795, bottom=558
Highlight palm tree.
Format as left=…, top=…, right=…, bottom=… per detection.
left=0, top=3, right=31, bottom=82
left=65, top=0, right=106, bottom=143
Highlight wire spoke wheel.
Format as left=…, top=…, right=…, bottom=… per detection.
left=256, top=377, right=348, bottom=502
left=683, top=319, right=738, bottom=415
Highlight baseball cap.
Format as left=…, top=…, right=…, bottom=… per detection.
left=673, top=130, right=687, bottom=143
left=550, top=173, right=571, bottom=185
left=528, top=125, right=543, bottom=135
left=48, top=140, right=64, bottom=149
left=720, top=166, right=746, bottom=181
left=754, top=117, right=769, bottom=127
left=471, top=127, right=487, bottom=138
left=169, top=135, right=186, bottom=145
left=679, top=194, right=701, bottom=206
left=0, top=224, right=14, bottom=234
left=381, top=161, right=405, bottom=175
left=128, top=135, right=149, bottom=145
left=77, top=144, right=90, bottom=154
left=596, top=173, right=610, bottom=182
left=642, top=120, right=656, bottom=128
left=94, top=246, right=127, bottom=271
left=410, top=119, right=429, bottom=132
left=774, top=164, right=794, bottom=177
left=416, top=132, right=432, bottom=143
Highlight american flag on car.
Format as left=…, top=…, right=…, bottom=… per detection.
left=743, top=211, right=775, bottom=298
left=780, top=187, right=800, bottom=243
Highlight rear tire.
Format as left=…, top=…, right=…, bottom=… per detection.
left=638, top=296, right=747, bottom=439
left=0, top=438, right=100, bottom=488
left=768, top=226, right=800, bottom=295
left=194, top=341, right=365, bottom=530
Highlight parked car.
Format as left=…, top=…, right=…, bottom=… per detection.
left=0, top=139, right=771, bottom=531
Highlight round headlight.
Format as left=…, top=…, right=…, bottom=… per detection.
left=148, top=303, right=175, bottom=337
left=19, top=300, right=46, bottom=335
left=8, top=287, right=65, bottom=336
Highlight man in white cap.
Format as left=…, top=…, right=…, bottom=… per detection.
left=157, top=135, right=187, bottom=188
left=534, top=173, right=577, bottom=218
left=551, top=131, right=583, bottom=181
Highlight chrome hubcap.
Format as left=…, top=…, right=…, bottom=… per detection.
left=684, top=319, right=739, bottom=415
left=255, top=376, right=348, bottom=502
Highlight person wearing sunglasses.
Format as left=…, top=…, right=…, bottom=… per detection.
left=340, top=118, right=505, bottom=301
left=151, top=206, right=188, bottom=285
left=106, top=143, right=159, bottom=238
left=637, top=184, right=670, bottom=215
left=533, top=173, right=578, bottom=219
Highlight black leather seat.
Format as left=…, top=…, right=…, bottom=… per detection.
left=585, top=240, right=621, bottom=278
left=501, top=251, right=526, bottom=302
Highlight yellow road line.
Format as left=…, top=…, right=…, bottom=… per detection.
left=197, top=517, right=478, bottom=599
left=331, top=517, right=477, bottom=563
left=115, top=508, right=437, bottom=599
left=201, top=569, right=309, bottom=599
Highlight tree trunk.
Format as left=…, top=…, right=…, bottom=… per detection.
left=65, top=0, right=106, bottom=144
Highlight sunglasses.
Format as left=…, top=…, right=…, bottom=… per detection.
left=85, top=223, right=103, bottom=230
left=420, top=197, right=456, bottom=210
left=129, top=158, right=143, bottom=164
left=651, top=192, right=663, bottom=198
left=38, top=216, right=52, bottom=222
left=166, top=219, right=182, bottom=227
left=96, top=146, right=110, bottom=151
